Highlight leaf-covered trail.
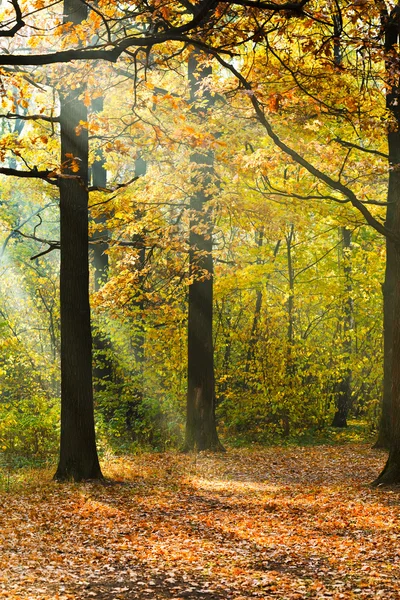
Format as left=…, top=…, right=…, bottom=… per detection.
left=0, top=445, right=399, bottom=599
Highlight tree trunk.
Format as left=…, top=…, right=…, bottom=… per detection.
left=286, top=224, right=295, bottom=349
left=374, top=150, right=396, bottom=448
left=183, top=53, right=224, bottom=452
left=373, top=245, right=400, bottom=485
left=245, top=228, right=264, bottom=378
left=54, top=0, right=102, bottom=481
left=373, top=8, right=400, bottom=480
left=374, top=8, right=400, bottom=450
left=332, top=227, right=353, bottom=428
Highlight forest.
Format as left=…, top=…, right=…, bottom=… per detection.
left=0, top=0, right=400, bottom=598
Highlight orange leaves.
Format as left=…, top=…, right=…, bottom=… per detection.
left=63, top=153, right=81, bottom=173
left=83, top=91, right=91, bottom=108
left=104, top=139, right=129, bottom=155
left=267, top=93, right=283, bottom=113
left=0, top=445, right=397, bottom=599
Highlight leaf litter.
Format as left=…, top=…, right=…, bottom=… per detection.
left=0, top=444, right=399, bottom=599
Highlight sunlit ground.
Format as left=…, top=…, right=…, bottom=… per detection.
left=0, top=445, right=398, bottom=599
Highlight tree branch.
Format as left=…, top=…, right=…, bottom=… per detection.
left=0, top=166, right=59, bottom=184
left=0, top=0, right=25, bottom=37
left=30, top=245, right=59, bottom=260
left=334, top=137, right=389, bottom=160
left=0, top=0, right=312, bottom=66
left=0, top=0, right=218, bottom=65
left=0, top=112, right=60, bottom=123
left=88, top=175, right=138, bottom=193
left=227, top=0, right=309, bottom=14
left=211, top=52, right=396, bottom=243
left=11, top=228, right=60, bottom=260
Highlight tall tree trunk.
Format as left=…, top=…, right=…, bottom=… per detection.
left=283, top=224, right=295, bottom=437
left=54, top=0, right=102, bottom=481
left=374, top=7, right=400, bottom=450
left=372, top=6, right=400, bottom=484
left=184, top=53, right=224, bottom=452
left=374, top=185, right=396, bottom=448
left=245, top=228, right=264, bottom=378
left=286, top=224, right=295, bottom=349
left=373, top=246, right=400, bottom=485
left=332, top=227, right=353, bottom=428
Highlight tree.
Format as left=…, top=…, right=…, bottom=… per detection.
left=184, top=53, right=224, bottom=451
left=0, top=0, right=389, bottom=472
left=209, top=7, right=400, bottom=482
left=374, top=6, right=400, bottom=449
left=331, top=227, right=354, bottom=428
left=54, top=0, right=102, bottom=481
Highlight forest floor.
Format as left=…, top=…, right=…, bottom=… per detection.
left=0, top=444, right=399, bottom=599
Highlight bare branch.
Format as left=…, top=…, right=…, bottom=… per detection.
left=226, top=0, right=309, bottom=13
left=30, top=245, right=59, bottom=260
left=88, top=175, right=138, bottom=193
left=0, top=202, right=56, bottom=258
left=0, top=0, right=25, bottom=37
left=0, top=112, right=60, bottom=123
left=12, top=228, right=60, bottom=260
left=0, top=166, right=59, bottom=184
left=334, top=137, right=389, bottom=160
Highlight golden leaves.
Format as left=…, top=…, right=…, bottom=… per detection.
left=0, top=446, right=397, bottom=599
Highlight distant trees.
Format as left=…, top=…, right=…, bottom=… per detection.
left=0, top=0, right=395, bottom=483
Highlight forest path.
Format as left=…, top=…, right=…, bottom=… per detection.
left=0, top=444, right=398, bottom=599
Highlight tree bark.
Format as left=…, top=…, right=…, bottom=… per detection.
left=373, top=7, right=400, bottom=481
left=54, top=0, right=102, bottom=481
left=183, top=53, right=224, bottom=452
left=245, top=228, right=264, bottom=378
left=374, top=141, right=397, bottom=448
left=332, top=227, right=353, bottom=428
left=373, top=245, right=400, bottom=485
left=373, top=7, right=400, bottom=450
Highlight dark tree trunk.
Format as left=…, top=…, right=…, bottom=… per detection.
left=54, top=0, right=102, bottom=482
left=331, top=378, right=351, bottom=428
left=183, top=53, right=224, bottom=452
left=373, top=245, right=400, bottom=485
left=332, top=227, right=353, bottom=428
left=374, top=147, right=396, bottom=448
left=281, top=225, right=295, bottom=438
left=245, top=228, right=264, bottom=377
left=373, top=7, right=400, bottom=482
left=286, top=224, right=295, bottom=348
left=374, top=8, right=400, bottom=450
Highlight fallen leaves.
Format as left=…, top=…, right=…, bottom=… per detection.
left=0, top=445, right=399, bottom=599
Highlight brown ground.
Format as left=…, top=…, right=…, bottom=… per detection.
left=0, top=445, right=399, bottom=599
